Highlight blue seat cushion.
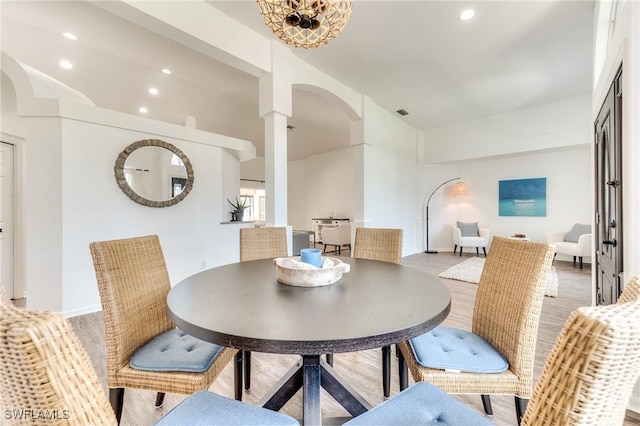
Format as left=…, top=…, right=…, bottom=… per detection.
left=344, top=382, right=494, bottom=425
left=130, top=329, right=224, bottom=373
left=409, top=325, right=508, bottom=373
left=154, top=391, right=299, bottom=426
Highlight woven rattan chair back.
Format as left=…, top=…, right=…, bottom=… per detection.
left=240, top=227, right=288, bottom=262
left=0, top=289, right=117, bottom=425
left=90, top=235, right=174, bottom=378
left=89, top=235, right=238, bottom=423
left=522, top=276, right=640, bottom=425
left=617, top=275, right=640, bottom=304
left=472, top=237, right=555, bottom=395
left=352, top=228, right=403, bottom=264
left=397, top=236, right=555, bottom=422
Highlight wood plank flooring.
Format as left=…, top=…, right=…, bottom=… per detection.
left=62, top=250, right=640, bottom=425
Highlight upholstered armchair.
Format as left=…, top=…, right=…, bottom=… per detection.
left=547, top=223, right=592, bottom=269
left=453, top=222, right=490, bottom=256
left=321, top=222, right=352, bottom=254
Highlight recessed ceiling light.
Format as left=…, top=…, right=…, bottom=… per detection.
left=59, top=59, right=73, bottom=69
left=161, top=68, right=172, bottom=75
left=139, top=107, right=148, bottom=114
left=62, top=32, right=77, bottom=41
left=149, top=87, right=159, bottom=95
left=460, top=9, right=476, bottom=21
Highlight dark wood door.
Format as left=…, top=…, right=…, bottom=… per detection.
left=594, top=68, right=623, bottom=305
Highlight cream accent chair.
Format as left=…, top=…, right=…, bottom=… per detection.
left=547, top=225, right=592, bottom=269
left=321, top=222, right=351, bottom=254
left=453, top=222, right=490, bottom=256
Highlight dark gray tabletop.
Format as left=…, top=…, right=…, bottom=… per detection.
left=168, top=257, right=451, bottom=355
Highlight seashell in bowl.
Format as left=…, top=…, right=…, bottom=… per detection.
left=274, top=257, right=350, bottom=287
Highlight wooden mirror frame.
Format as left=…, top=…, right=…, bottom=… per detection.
left=114, top=139, right=194, bottom=208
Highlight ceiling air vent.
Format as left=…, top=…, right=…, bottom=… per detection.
left=396, top=109, right=409, bottom=116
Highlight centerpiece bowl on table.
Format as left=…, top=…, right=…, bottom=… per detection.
left=274, top=257, right=350, bottom=287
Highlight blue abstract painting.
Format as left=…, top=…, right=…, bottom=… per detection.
left=499, top=178, right=546, bottom=217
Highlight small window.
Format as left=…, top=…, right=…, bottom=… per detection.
left=171, top=154, right=184, bottom=167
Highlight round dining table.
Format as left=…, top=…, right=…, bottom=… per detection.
left=167, top=257, right=451, bottom=425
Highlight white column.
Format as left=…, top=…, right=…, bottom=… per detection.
left=259, top=41, right=293, bottom=227
left=263, top=111, right=289, bottom=226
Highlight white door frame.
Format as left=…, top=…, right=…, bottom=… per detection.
left=1, top=133, right=25, bottom=299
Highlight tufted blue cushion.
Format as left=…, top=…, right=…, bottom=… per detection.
left=130, top=329, right=224, bottom=373
left=344, top=382, right=494, bottom=425
left=409, top=325, right=508, bottom=373
left=154, top=390, right=299, bottom=426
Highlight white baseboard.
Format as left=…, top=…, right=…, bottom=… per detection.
left=64, top=304, right=102, bottom=318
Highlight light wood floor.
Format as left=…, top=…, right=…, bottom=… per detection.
left=64, top=249, right=640, bottom=425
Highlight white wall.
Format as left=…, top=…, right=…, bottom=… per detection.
left=58, top=115, right=252, bottom=315
left=358, top=98, right=420, bottom=256
left=418, top=148, right=591, bottom=255
left=418, top=94, right=592, bottom=257
left=2, top=57, right=255, bottom=315
left=287, top=147, right=354, bottom=232
left=415, top=164, right=465, bottom=253
left=421, top=95, right=591, bottom=164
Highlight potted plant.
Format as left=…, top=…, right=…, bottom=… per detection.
left=227, top=196, right=249, bottom=221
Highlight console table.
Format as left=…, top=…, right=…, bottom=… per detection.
left=312, top=218, right=350, bottom=243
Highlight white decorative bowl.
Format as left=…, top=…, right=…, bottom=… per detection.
left=274, top=257, right=350, bottom=287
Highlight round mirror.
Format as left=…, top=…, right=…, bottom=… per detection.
left=114, top=139, right=194, bottom=208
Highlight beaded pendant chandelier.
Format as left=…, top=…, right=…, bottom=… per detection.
left=257, top=0, right=352, bottom=49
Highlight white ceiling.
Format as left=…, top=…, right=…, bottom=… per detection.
left=0, top=1, right=594, bottom=161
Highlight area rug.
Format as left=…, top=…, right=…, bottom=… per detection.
left=438, top=257, right=558, bottom=297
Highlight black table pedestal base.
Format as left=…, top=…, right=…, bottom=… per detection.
left=259, top=355, right=371, bottom=425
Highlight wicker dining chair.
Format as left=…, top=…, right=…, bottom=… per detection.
left=398, top=237, right=555, bottom=424
left=351, top=227, right=403, bottom=398
left=521, top=275, right=640, bottom=425
left=352, top=227, right=403, bottom=265
left=0, top=288, right=118, bottom=425
left=0, top=288, right=299, bottom=426
left=90, top=235, right=239, bottom=424
left=239, top=226, right=288, bottom=391
left=347, top=276, right=640, bottom=426
left=239, top=226, right=288, bottom=262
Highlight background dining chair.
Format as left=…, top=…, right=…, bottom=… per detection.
left=0, top=289, right=299, bottom=426
left=321, top=222, right=352, bottom=254
left=352, top=227, right=403, bottom=264
left=239, top=226, right=288, bottom=391
left=352, top=227, right=403, bottom=398
left=398, top=237, right=554, bottom=424
left=239, top=226, right=288, bottom=262
left=0, top=288, right=118, bottom=426
left=347, top=276, right=640, bottom=426
left=90, top=235, right=239, bottom=424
